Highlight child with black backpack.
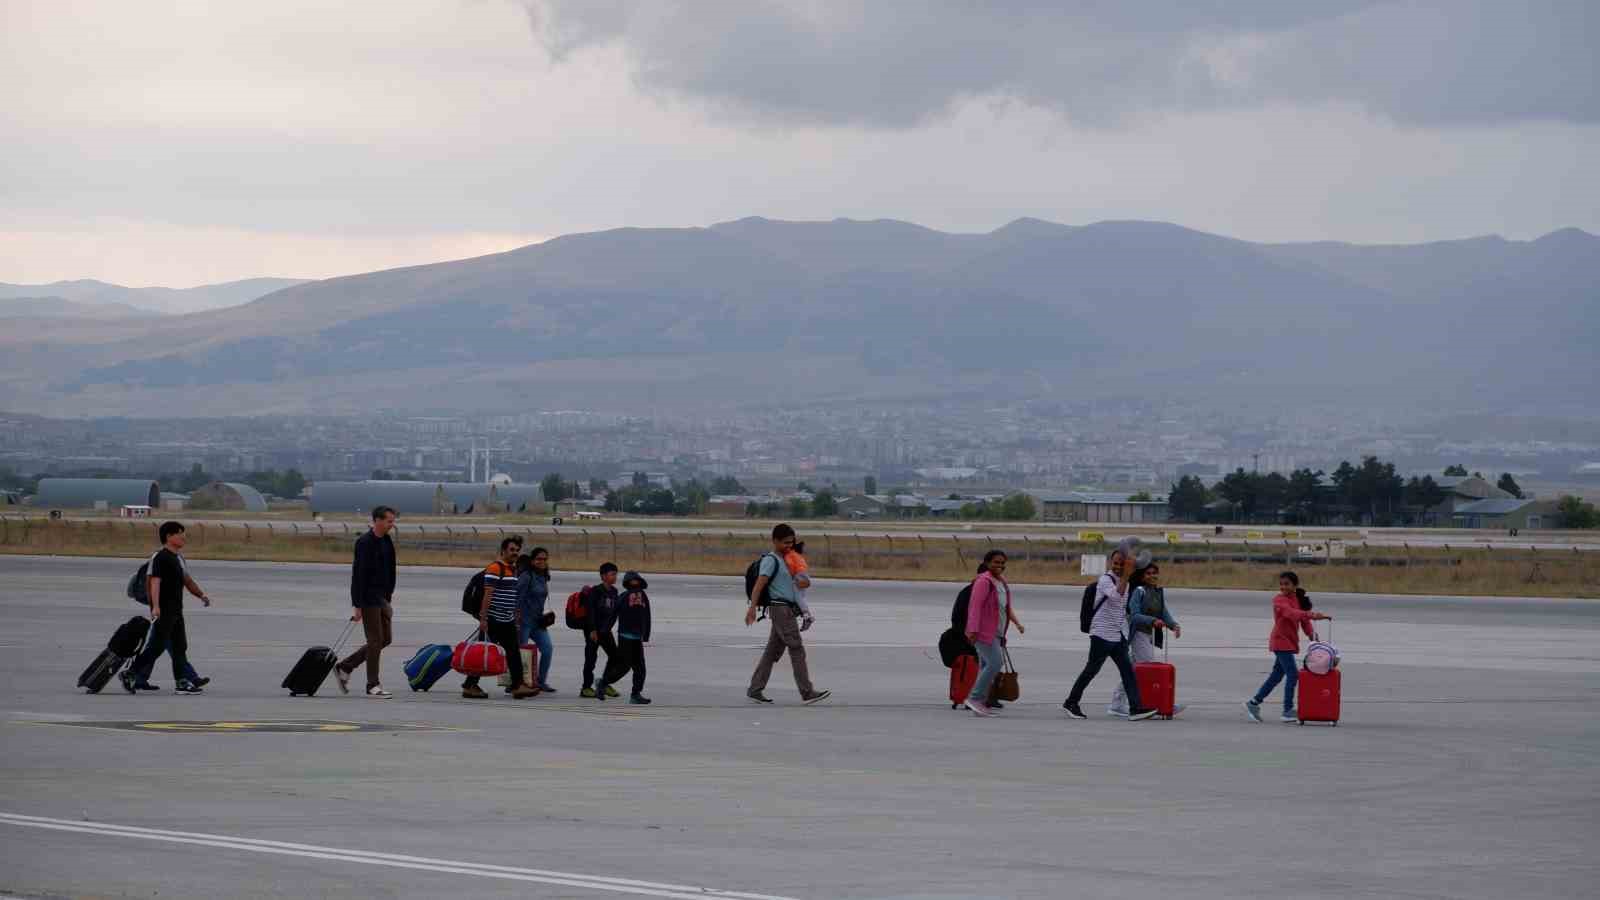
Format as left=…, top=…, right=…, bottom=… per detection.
left=596, top=571, right=652, bottom=704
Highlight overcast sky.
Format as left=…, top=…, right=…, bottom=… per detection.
left=2, top=0, right=1595, bottom=286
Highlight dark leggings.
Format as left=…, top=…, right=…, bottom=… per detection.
left=600, top=637, right=646, bottom=694
left=1065, top=635, right=1143, bottom=710
left=463, top=620, right=522, bottom=690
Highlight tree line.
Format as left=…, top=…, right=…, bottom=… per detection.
left=1167, top=457, right=1536, bottom=526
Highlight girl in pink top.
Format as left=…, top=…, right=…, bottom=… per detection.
left=963, top=550, right=1025, bottom=717
left=1245, top=571, right=1331, bottom=723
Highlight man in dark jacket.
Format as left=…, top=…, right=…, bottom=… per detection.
left=335, top=506, right=398, bottom=697
left=597, top=570, right=652, bottom=704
left=580, top=563, right=620, bottom=699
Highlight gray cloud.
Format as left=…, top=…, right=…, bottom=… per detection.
left=521, top=0, right=1597, bottom=127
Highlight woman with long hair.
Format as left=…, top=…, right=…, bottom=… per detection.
left=1245, top=571, right=1331, bottom=723
left=962, top=549, right=1024, bottom=717
left=516, top=547, right=557, bottom=693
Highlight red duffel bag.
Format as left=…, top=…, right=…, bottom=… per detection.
left=451, top=629, right=507, bottom=677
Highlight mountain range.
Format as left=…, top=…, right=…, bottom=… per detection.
left=0, top=218, right=1593, bottom=417
left=0, top=277, right=308, bottom=317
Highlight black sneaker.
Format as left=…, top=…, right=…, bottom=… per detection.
left=595, top=683, right=608, bottom=701
left=135, top=681, right=161, bottom=692
left=629, top=693, right=652, bottom=705
left=118, top=671, right=137, bottom=694
left=1062, top=700, right=1087, bottom=719
left=174, top=680, right=203, bottom=694
left=801, top=689, right=831, bottom=705
left=189, top=676, right=210, bottom=689
left=747, top=688, right=773, bottom=704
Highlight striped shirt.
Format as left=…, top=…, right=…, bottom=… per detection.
left=1089, top=573, right=1130, bottom=642
left=483, top=561, right=519, bottom=623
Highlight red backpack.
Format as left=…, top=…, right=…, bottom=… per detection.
left=564, top=586, right=591, bottom=630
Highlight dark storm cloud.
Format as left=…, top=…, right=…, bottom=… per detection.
left=521, top=0, right=1597, bottom=127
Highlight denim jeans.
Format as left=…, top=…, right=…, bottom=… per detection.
left=1066, top=635, right=1142, bottom=710
left=518, top=626, right=554, bottom=687
left=1253, top=650, right=1300, bottom=713
left=968, top=637, right=1005, bottom=703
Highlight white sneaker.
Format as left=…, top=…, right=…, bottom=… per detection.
left=964, top=699, right=994, bottom=717
left=1170, top=704, right=1187, bottom=718
left=334, top=666, right=351, bottom=694
left=1106, top=706, right=1130, bottom=719
left=1244, top=699, right=1263, bottom=723
left=366, top=684, right=392, bottom=698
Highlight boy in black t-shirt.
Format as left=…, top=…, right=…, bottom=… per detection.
left=122, top=522, right=213, bottom=695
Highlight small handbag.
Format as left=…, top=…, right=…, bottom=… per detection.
left=989, top=647, right=1020, bottom=702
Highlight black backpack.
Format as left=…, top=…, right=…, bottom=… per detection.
left=950, top=583, right=973, bottom=631
left=127, top=561, right=151, bottom=606
left=461, top=569, right=486, bottom=617
left=1079, top=579, right=1107, bottom=633
left=744, top=553, right=779, bottom=608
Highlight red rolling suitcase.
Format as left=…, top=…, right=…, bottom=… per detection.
left=949, top=654, right=979, bottom=709
left=1298, top=669, right=1341, bottom=725
left=1134, top=635, right=1177, bottom=719
left=1297, top=622, right=1341, bottom=725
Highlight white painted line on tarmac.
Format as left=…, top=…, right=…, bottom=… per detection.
left=0, top=812, right=800, bottom=900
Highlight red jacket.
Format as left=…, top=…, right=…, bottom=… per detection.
left=1269, top=592, right=1317, bottom=652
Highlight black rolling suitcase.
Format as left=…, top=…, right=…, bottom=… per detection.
left=78, top=615, right=150, bottom=693
left=282, top=620, right=357, bottom=697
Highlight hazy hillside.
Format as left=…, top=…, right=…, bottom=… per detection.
left=2, top=219, right=1593, bottom=417
left=0, top=295, right=154, bottom=320
left=0, top=277, right=310, bottom=315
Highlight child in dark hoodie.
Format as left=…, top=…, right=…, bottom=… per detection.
left=597, top=570, right=652, bottom=705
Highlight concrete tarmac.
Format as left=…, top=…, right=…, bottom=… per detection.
left=1, top=555, right=1597, bottom=899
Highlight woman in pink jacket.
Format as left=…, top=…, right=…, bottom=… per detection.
left=963, top=550, right=1025, bottom=717
left=1245, top=571, right=1331, bottom=723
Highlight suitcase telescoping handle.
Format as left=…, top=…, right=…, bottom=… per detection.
left=332, top=618, right=357, bottom=653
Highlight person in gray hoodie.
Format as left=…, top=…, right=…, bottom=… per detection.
left=1109, top=561, right=1185, bottom=718
left=596, top=571, right=652, bottom=704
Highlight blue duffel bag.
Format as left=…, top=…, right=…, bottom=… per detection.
left=403, top=644, right=453, bottom=692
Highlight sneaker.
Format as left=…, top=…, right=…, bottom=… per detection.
left=334, top=666, right=351, bottom=694
left=538, top=684, right=557, bottom=694
left=989, top=700, right=1005, bottom=710
left=1062, top=700, right=1087, bottom=720
left=189, top=676, right=211, bottom=689
left=1169, top=703, right=1186, bottom=718
left=119, top=671, right=137, bottom=695
left=1128, top=707, right=1158, bottom=721
left=629, top=693, right=652, bottom=705
left=1244, top=699, right=1263, bottom=723
left=366, top=685, right=392, bottom=698
left=1280, top=712, right=1298, bottom=724
left=174, top=680, right=203, bottom=694
left=511, top=685, right=537, bottom=700
left=1106, top=706, right=1129, bottom=719
left=580, top=686, right=597, bottom=699
left=964, top=699, right=994, bottom=717
left=604, top=684, right=620, bottom=698
left=802, top=689, right=831, bottom=705
left=747, top=688, right=773, bottom=704
left=135, top=681, right=161, bottom=692
left=462, top=685, right=488, bottom=700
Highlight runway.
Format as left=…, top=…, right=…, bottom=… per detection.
left=1, top=556, right=1596, bottom=899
